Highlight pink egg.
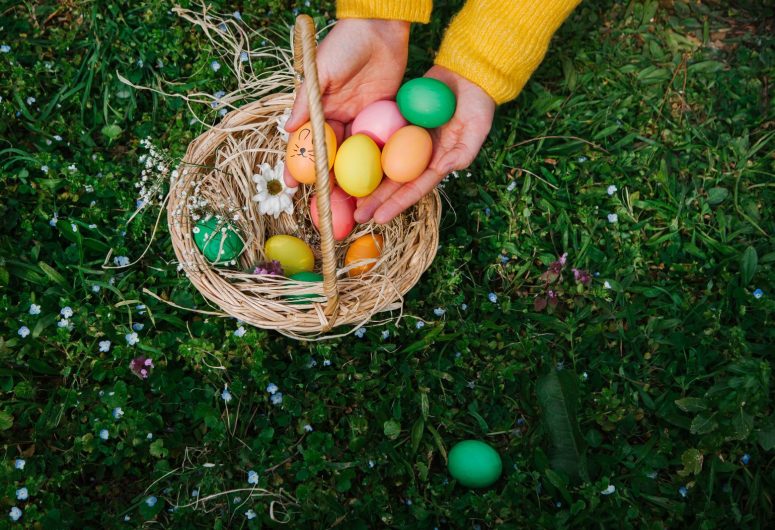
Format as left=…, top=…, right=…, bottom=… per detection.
left=351, top=100, right=408, bottom=148
left=310, top=186, right=356, bottom=241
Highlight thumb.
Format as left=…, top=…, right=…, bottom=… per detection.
left=285, top=81, right=310, bottom=132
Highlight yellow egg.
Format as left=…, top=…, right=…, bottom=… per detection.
left=333, top=134, right=383, bottom=197
left=286, top=121, right=337, bottom=185
left=381, top=125, right=433, bottom=183
left=345, top=234, right=384, bottom=277
left=265, top=235, right=315, bottom=276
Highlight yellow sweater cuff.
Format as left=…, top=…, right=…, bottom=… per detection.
left=336, top=0, right=432, bottom=23
left=435, top=0, right=581, bottom=105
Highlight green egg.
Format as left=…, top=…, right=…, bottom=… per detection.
left=396, top=78, right=456, bottom=128
left=193, top=216, right=243, bottom=265
left=447, top=440, right=502, bottom=488
left=286, top=271, right=325, bottom=304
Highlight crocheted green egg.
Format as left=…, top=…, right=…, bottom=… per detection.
left=447, top=440, right=502, bottom=488
left=396, top=78, right=456, bottom=128
left=193, top=217, right=243, bottom=264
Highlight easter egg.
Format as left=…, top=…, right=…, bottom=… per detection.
left=193, top=217, right=243, bottom=264
left=286, top=271, right=325, bottom=304
left=381, top=125, right=433, bottom=183
left=345, top=234, right=384, bottom=277
left=396, top=78, right=456, bottom=128
left=333, top=134, right=383, bottom=198
left=265, top=235, right=314, bottom=276
left=286, top=121, right=337, bottom=185
left=310, top=186, right=356, bottom=241
left=351, top=100, right=408, bottom=148
left=447, top=440, right=503, bottom=488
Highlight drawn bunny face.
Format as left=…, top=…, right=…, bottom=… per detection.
left=284, top=121, right=338, bottom=185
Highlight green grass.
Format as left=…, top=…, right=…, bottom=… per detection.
left=1, top=0, right=774, bottom=528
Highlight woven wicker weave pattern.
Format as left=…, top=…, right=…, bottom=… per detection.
left=166, top=16, right=441, bottom=340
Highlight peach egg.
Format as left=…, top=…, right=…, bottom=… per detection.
left=381, top=125, right=433, bottom=183
left=286, top=121, right=337, bottom=185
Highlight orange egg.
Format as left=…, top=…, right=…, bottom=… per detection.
left=286, top=121, right=337, bottom=185
left=345, top=234, right=384, bottom=277
left=381, top=125, right=433, bottom=183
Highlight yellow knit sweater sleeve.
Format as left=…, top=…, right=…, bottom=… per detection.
left=435, top=0, right=582, bottom=104
left=337, top=0, right=433, bottom=23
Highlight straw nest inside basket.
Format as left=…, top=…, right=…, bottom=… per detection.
left=167, top=92, right=441, bottom=338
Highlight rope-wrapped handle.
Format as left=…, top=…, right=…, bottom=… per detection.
left=292, top=15, right=339, bottom=323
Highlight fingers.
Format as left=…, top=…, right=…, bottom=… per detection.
left=372, top=167, right=444, bottom=224
left=283, top=164, right=298, bottom=188
left=353, top=179, right=402, bottom=223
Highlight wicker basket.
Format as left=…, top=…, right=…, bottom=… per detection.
left=166, top=15, right=441, bottom=339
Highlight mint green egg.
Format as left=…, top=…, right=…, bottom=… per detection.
left=396, top=78, right=456, bottom=128
left=286, top=271, right=324, bottom=304
left=193, top=217, right=243, bottom=265
left=448, top=440, right=502, bottom=488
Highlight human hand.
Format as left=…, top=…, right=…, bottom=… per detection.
left=354, top=65, right=496, bottom=224
left=284, top=18, right=410, bottom=187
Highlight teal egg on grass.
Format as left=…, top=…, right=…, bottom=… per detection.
left=193, top=217, right=243, bottom=264
left=396, top=78, right=456, bottom=128
left=286, top=271, right=324, bottom=304
left=447, top=440, right=503, bottom=488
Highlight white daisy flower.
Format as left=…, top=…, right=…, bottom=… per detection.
left=252, top=161, right=297, bottom=218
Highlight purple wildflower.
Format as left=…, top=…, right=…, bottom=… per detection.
left=253, top=260, right=284, bottom=276
left=130, top=356, right=154, bottom=379
left=572, top=268, right=592, bottom=286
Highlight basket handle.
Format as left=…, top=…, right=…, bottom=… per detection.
left=293, top=15, right=339, bottom=322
